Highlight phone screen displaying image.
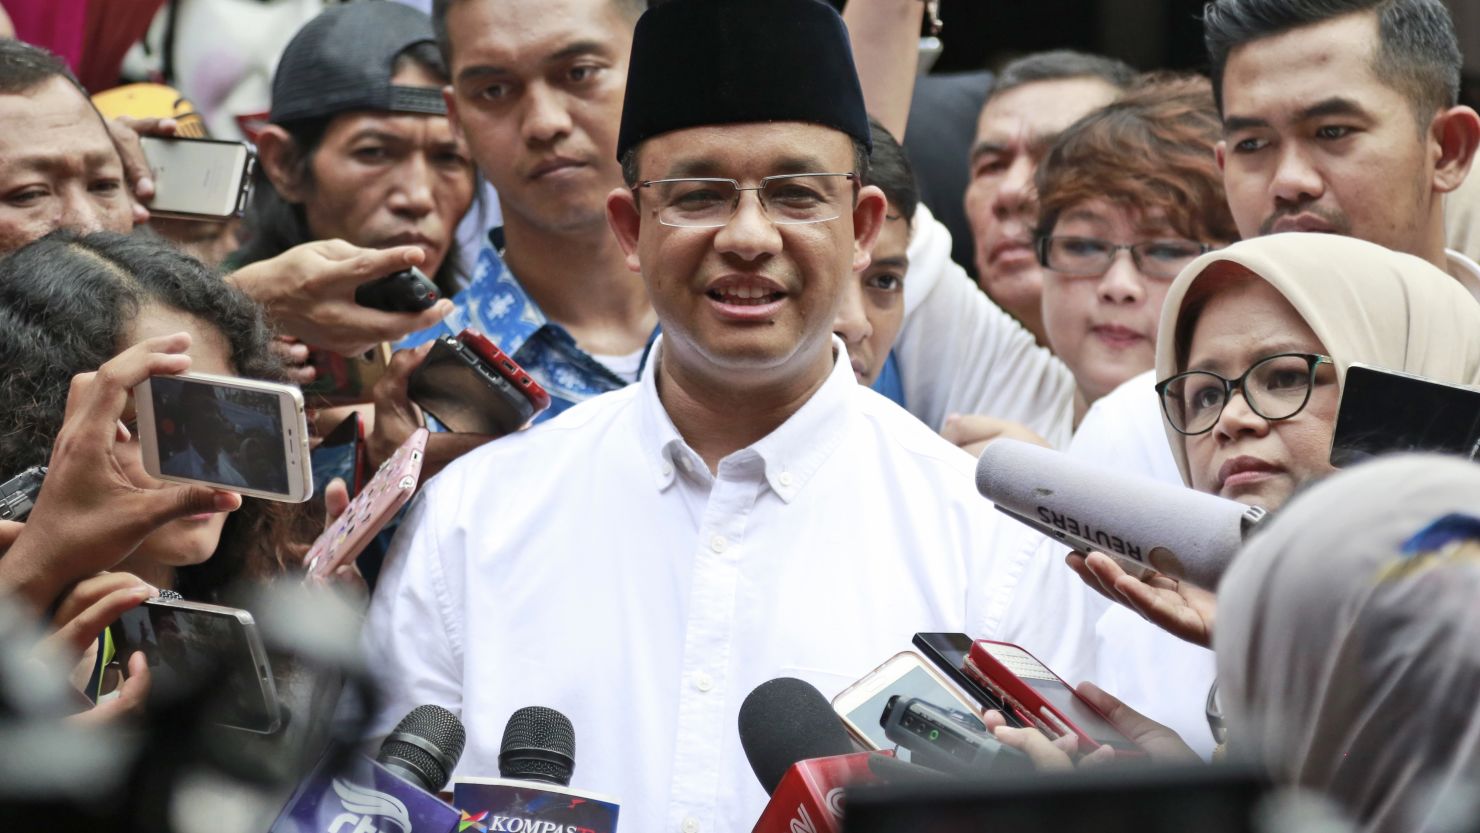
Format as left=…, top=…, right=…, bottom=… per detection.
left=841, top=665, right=986, bottom=754
left=149, top=375, right=288, bottom=494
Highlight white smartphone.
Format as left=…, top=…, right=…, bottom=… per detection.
left=139, top=136, right=254, bottom=220
left=114, top=597, right=283, bottom=734
left=831, top=650, right=987, bottom=755
left=134, top=372, right=313, bottom=503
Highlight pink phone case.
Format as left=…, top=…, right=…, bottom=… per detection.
left=304, top=428, right=428, bottom=580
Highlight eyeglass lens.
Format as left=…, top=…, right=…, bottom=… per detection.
left=649, top=174, right=853, bottom=227
left=1163, top=354, right=1319, bottom=433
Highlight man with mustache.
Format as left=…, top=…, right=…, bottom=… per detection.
left=963, top=51, right=1136, bottom=346
left=359, top=1, right=1028, bottom=828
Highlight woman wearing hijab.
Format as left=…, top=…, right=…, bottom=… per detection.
left=1071, top=232, right=1480, bottom=646
left=1217, top=454, right=1480, bottom=833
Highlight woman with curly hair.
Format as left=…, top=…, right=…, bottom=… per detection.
left=0, top=230, right=317, bottom=602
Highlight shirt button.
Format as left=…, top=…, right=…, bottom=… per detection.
left=677, top=456, right=691, bottom=471
left=710, top=535, right=728, bottom=553
left=778, top=471, right=794, bottom=487
left=695, top=672, right=714, bottom=692
left=662, top=462, right=674, bottom=477
left=682, top=817, right=701, bottom=833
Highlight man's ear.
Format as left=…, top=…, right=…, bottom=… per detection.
left=1432, top=105, right=1480, bottom=195
left=606, top=186, right=645, bottom=274
left=850, top=184, right=888, bottom=273
left=443, top=86, right=463, bottom=138
left=254, top=125, right=309, bottom=203
left=1214, top=140, right=1227, bottom=174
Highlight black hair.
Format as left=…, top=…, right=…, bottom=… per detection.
left=1203, top=0, right=1461, bottom=119
left=0, top=39, right=85, bottom=96
left=984, top=50, right=1137, bottom=108
left=864, top=118, right=918, bottom=221
left=0, top=231, right=311, bottom=602
left=234, top=42, right=473, bottom=295
left=432, top=0, right=645, bottom=67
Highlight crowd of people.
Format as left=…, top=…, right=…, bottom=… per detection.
left=1, top=0, right=1479, bottom=831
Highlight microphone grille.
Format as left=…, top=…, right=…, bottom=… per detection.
left=376, top=704, right=466, bottom=793
left=499, top=706, right=576, bottom=786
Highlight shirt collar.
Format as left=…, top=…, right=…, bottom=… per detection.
left=637, top=336, right=859, bottom=502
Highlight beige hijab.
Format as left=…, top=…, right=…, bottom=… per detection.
left=1153, top=233, right=1480, bottom=486
left=1216, top=454, right=1480, bottom=833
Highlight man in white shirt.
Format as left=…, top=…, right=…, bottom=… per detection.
left=358, top=2, right=1025, bottom=830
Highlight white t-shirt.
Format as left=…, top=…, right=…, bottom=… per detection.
left=360, top=337, right=1031, bottom=833
left=895, top=205, right=1075, bottom=448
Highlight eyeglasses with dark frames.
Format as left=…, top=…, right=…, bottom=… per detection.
left=1156, top=352, right=1335, bottom=436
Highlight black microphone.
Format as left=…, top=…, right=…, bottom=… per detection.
left=741, top=677, right=907, bottom=833
left=451, top=706, right=620, bottom=833
left=977, top=439, right=1268, bottom=589
left=377, top=704, right=466, bottom=793
left=268, top=705, right=465, bottom=832
left=498, top=705, right=575, bottom=786
left=739, top=677, right=858, bottom=795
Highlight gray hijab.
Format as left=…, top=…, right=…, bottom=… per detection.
left=1216, top=455, right=1480, bottom=833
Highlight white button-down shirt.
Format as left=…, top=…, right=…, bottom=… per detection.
left=360, top=338, right=1029, bottom=833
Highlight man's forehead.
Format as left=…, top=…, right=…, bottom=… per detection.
left=642, top=123, right=853, bottom=176
left=975, top=77, right=1119, bottom=144
left=450, top=0, right=629, bottom=73
left=0, top=83, right=118, bottom=165
left=1221, top=12, right=1392, bottom=120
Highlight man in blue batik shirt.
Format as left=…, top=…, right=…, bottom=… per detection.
left=401, top=0, right=660, bottom=421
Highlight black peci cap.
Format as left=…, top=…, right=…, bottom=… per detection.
left=615, top=0, right=871, bottom=162
left=269, top=0, right=446, bottom=125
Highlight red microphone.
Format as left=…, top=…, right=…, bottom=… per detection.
left=740, top=678, right=901, bottom=833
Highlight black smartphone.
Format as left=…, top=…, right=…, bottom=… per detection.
left=113, top=598, right=283, bottom=734
left=0, top=464, right=45, bottom=522
left=407, top=335, right=537, bottom=435
left=912, top=632, right=1023, bottom=728
left=311, top=411, right=367, bottom=498
left=1330, top=362, right=1480, bottom=468
left=355, top=267, right=439, bottom=313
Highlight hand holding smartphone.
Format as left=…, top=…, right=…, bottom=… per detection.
left=133, top=372, right=313, bottom=503
left=963, top=640, right=1143, bottom=755
left=304, top=428, right=427, bottom=580
left=113, top=597, right=282, bottom=734
left=139, top=136, right=253, bottom=220
left=407, top=329, right=550, bottom=435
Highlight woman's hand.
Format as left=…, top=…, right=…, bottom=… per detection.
left=983, top=681, right=1197, bottom=770
left=1067, top=550, right=1217, bottom=648
left=0, top=335, right=241, bottom=612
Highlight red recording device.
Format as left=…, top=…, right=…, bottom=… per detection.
left=964, top=640, right=1143, bottom=756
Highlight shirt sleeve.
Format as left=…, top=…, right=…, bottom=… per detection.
left=356, top=483, right=466, bottom=741
left=895, top=207, right=1074, bottom=445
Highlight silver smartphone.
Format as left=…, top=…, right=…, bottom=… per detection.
left=139, top=136, right=253, bottom=220
left=134, top=372, right=313, bottom=503
left=114, top=597, right=283, bottom=734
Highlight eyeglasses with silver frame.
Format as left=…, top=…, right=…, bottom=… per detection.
left=633, top=172, right=858, bottom=229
